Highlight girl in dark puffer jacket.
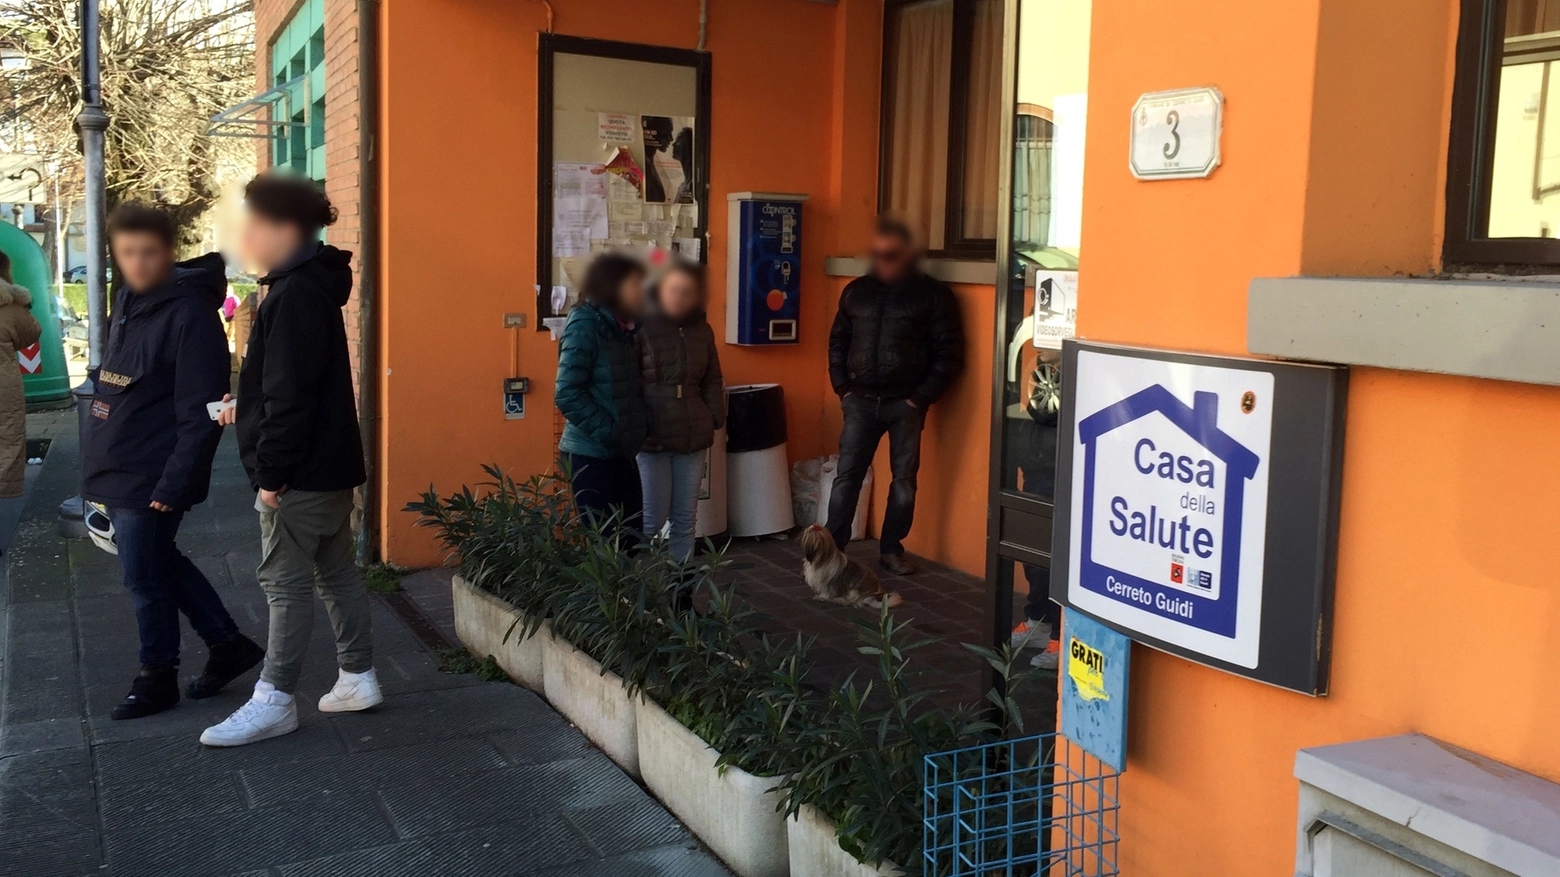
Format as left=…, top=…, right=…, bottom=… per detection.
left=635, top=261, right=724, bottom=563
left=555, top=254, right=650, bottom=532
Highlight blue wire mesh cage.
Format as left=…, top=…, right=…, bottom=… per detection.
left=923, top=732, right=1120, bottom=876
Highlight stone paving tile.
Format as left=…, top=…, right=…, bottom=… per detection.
left=98, top=771, right=249, bottom=831
left=378, top=752, right=648, bottom=837
left=399, top=567, right=457, bottom=643
left=91, top=722, right=351, bottom=788
left=103, top=791, right=399, bottom=876
left=524, top=841, right=732, bottom=877
left=486, top=723, right=596, bottom=766
left=0, top=772, right=98, bottom=834
left=0, top=824, right=105, bottom=875
left=274, top=817, right=595, bottom=877
left=562, top=797, right=695, bottom=856
left=237, top=736, right=510, bottom=808
left=0, top=716, right=87, bottom=756
left=328, top=684, right=568, bottom=753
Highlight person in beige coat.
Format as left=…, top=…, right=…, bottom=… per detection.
left=0, top=252, right=42, bottom=499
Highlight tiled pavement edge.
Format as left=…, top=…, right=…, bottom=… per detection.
left=0, top=422, right=731, bottom=877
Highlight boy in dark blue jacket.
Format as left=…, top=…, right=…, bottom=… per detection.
left=81, top=205, right=264, bottom=720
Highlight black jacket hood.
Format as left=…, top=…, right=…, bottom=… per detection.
left=129, top=252, right=227, bottom=309
left=264, top=244, right=354, bottom=307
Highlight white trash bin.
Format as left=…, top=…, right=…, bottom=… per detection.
left=725, top=384, right=793, bottom=538
left=694, top=428, right=727, bottom=538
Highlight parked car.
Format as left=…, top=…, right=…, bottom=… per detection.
left=61, top=265, right=87, bottom=283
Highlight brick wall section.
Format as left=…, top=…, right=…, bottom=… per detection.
left=252, top=0, right=365, bottom=387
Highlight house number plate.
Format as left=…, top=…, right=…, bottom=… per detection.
left=1130, top=87, right=1223, bottom=180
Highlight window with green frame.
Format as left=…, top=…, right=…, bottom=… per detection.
left=271, top=0, right=325, bottom=183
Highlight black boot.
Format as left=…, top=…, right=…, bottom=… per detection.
left=185, top=634, right=265, bottom=699
left=112, top=665, right=180, bottom=720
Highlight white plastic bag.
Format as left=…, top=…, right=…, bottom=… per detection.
left=818, top=454, right=872, bottom=541
left=790, top=456, right=824, bottom=529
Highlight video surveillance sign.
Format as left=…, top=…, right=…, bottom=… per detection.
left=1051, top=341, right=1347, bottom=694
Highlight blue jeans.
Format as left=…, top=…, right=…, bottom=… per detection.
left=637, top=450, right=705, bottom=561
left=110, top=506, right=240, bottom=667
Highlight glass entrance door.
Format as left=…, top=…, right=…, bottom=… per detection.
left=987, top=0, right=1091, bottom=669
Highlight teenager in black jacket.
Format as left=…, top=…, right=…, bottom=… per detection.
left=202, top=172, right=377, bottom=748
left=81, top=205, right=264, bottom=720
left=825, top=218, right=965, bottom=575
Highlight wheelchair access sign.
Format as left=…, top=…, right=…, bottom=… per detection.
left=1050, top=341, right=1347, bottom=695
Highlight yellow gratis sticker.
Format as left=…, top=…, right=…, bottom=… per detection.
left=1067, top=637, right=1110, bottom=702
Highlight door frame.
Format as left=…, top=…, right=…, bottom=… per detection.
left=981, top=0, right=1057, bottom=696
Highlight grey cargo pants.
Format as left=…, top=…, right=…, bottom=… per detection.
left=256, top=489, right=373, bottom=694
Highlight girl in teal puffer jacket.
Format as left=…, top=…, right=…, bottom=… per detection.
left=555, top=253, right=651, bottom=533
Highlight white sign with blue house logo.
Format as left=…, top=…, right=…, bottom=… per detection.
left=1067, top=348, right=1273, bottom=669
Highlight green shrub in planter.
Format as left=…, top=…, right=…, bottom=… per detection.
left=407, top=464, right=1033, bottom=871
left=409, top=466, right=582, bottom=643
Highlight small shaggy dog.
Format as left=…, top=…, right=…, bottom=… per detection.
left=799, top=525, right=902, bottom=609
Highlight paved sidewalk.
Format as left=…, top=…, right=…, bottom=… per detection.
left=0, top=422, right=729, bottom=876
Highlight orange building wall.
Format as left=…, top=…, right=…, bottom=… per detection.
left=1080, top=0, right=1560, bottom=875
left=378, top=0, right=996, bottom=575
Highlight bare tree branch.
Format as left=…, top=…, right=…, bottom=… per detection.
left=0, top=0, right=255, bottom=249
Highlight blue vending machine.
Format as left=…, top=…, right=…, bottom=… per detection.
left=726, top=192, right=806, bottom=345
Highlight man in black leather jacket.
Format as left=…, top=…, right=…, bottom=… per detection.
left=825, top=219, right=965, bottom=574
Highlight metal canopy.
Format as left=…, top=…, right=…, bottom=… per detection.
left=207, top=74, right=309, bottom=139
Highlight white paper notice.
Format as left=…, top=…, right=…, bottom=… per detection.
left=610, top=198, right=643, bottom=223
left=1032, top=271, right=1079, bottom=350
left=551, top=285, right=569, bottom=312
left=555, top=197, right=608, bottom=241
left=554, top=162, right=609, bottom=252
left=598, top=113, right=635, bottom=145
left=554, top=162, right=607, bottom=199
left=553, top=228, right=590, bottom=258
left=649, top=151, right=686, bottom=206
left=674, top=237, right=702, bottom=260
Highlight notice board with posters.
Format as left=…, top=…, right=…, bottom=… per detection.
left=1049, top=340, right=1347, bottom=694
left=537, top=35, right=711, bottom=325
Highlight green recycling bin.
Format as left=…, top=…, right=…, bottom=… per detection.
left=0, top=222, right=70, bottom=403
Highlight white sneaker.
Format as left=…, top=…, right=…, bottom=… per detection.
left=1030, top=640, right=1062, bottom=672
left=317, top=668, right=383, bottom=713
left=1010, top=619, right=1053, bottom=649
left=200, top=681, right=299, bottom=747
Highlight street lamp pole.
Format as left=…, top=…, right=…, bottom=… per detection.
left=60, top=0, right=108, bottom=535
left=78, top=0, right=107, bottom=371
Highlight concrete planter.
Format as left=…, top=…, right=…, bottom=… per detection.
left=636, top=699, right=789, bottom=877
left=786, top=804, right=905, bottom=877
left=542, top=634, right=640, bottom=777
left=450, top=574, right=548, bottom=691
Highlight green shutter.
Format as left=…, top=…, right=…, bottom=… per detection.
left=270, top=0, right=326, bottom=182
